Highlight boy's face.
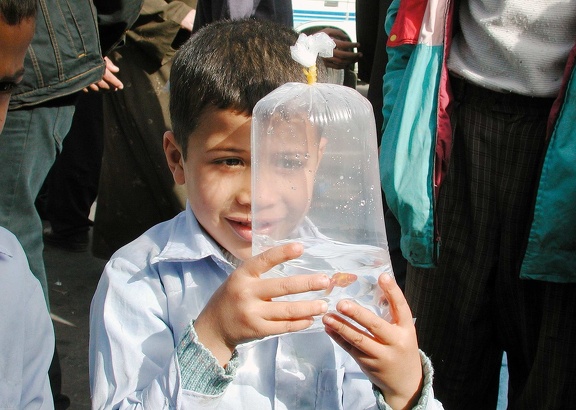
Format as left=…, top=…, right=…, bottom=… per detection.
left=164, top=108, right=325, bottom=261
left=164, top=108, right=253, bottom=260
left=252, top=119, right=326, bottom=241
left=0, top=16, right=35, bottom=134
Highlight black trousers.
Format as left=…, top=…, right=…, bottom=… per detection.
left=39, top=92, right=103, bottom=236
left=407, top=77, right=576, bottom=409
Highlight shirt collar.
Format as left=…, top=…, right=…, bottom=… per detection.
left=151, top=203, right=229, bottom=264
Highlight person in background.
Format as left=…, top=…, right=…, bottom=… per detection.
left=0, top=0, right=105, bottom=302
left=0, top=0, right=54, bottom=407
left=380, top=0, right=576, bottom=408
left=37, top=0, right=144, bottom=253
left=356, top=0, right=406, bottom=290
left=91, top=0, right=197, bottom=259
left=193, top=0, right=362, bottom=87
left=192, top=0, right=292, bottom=29
left=0, top=0, right=142, bottom=406
left=89, top=19, right=443, bottom=409
left=0, top=1, right=105, bottom=407
left=38, top=91, right=105, bottom=253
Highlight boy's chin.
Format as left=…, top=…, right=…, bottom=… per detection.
left=225, top=244, right=253, bottom=262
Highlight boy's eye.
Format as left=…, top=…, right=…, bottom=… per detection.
left=272, top=153, right=308, bottom=170
left=0, top=82, right=17, bottom=94
left=217, top=158, right=243, bottom=167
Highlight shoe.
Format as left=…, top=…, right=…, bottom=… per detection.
left=43, top=227, right=89, bottom=252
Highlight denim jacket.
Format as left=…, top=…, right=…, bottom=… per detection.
left=9, top=0, right=143, bottom=110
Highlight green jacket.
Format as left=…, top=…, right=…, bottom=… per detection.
left=380, top=0, right=576, bottom=282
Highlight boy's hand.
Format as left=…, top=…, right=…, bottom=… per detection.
left=323, top=274, right=423, bottom=410
left=194, top=243, right=330, bottom=367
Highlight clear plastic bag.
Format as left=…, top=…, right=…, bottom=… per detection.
left=251, top=33, right=393, bottom=332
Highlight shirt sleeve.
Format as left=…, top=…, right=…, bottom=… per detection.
left=176, top=321, right=238, bottom=394
left=89, top=257, right=233, bottom=409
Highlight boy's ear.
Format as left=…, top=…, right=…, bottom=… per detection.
left=163, top=131, right=186, bottom=185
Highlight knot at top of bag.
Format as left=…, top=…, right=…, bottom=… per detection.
left=290, top=32, right=335, bottom=84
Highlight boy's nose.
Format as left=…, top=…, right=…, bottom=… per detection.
left=252, top=171, right=280, bottom=209
left=236, top=170, right=251, bottom=206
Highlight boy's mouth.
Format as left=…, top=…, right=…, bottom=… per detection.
left=251, top=218, right=282, bottom=236
left=227, top=218, right=252, bottom=241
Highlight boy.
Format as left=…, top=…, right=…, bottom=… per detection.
left=0, top=0, right=55, bottom=408
left=90, top=19, right=441, bottom=409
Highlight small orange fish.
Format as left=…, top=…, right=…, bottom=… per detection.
left=325, top=272, right=358, bottom=295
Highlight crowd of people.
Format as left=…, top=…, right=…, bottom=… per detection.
left=0, top=0, right=574, bottom=408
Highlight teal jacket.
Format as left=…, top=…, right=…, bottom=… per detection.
left=9, top=0, right=143, bottom=110
left=379, top=0, right=576, bottom=282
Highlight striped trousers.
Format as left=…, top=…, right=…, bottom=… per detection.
left=407, top=76, right=576, bottom=410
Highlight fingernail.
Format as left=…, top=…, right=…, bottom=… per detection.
left=319, top=275, right=330, bottom=287
left=322, top=315, right=334, bottom=325
left=339, top=300, right=351, bottom=312
left=319, top=300, right=328, bottom=312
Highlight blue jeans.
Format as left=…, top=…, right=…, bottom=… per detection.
left=0, top=103, right=76, bottom=305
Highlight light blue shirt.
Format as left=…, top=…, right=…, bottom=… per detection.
left=89, top=205, right=440, bottom=409
left=0, top=227, right=54, bottom=409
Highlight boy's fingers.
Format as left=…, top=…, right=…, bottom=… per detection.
left=241, top=243, right=330, bottom=294
left=265, top=317, right=316, bottom=336
left=262, top=299, right=328, bottom=321
left=261, top=273, right=330, bottom=299
left=242, top=243, right=304, bottom=278
left=333, top=299, right=396, bottom=346
left=379, top=274, right=414, bottom=327
left=323, top=312, right=380, bottom=355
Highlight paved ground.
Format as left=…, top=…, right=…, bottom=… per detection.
left=45, top=227, right=105, bottom=409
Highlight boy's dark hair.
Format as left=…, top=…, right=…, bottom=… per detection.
left=0, top=0, right=36, bottom=25
left=170, top=18, right=320, bottom=157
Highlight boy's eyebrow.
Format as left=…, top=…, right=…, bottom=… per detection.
left=207, top=146, right=248, bottom=154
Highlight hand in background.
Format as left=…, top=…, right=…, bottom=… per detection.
left=194, top=243, right=330, bottom=367
left=323, top=274, right=423, bottom=410
left=319, top=27, right=362, bottom=70
left=84, top=57, right=123, bottom=92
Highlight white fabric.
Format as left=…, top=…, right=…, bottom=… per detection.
left=89, top=204, right=442, bottom=409
left=290, top=32, right=335, bottom=67
left=0, top=227, right=54, bottom=409
left=448, top=0, right=576, bottom=97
